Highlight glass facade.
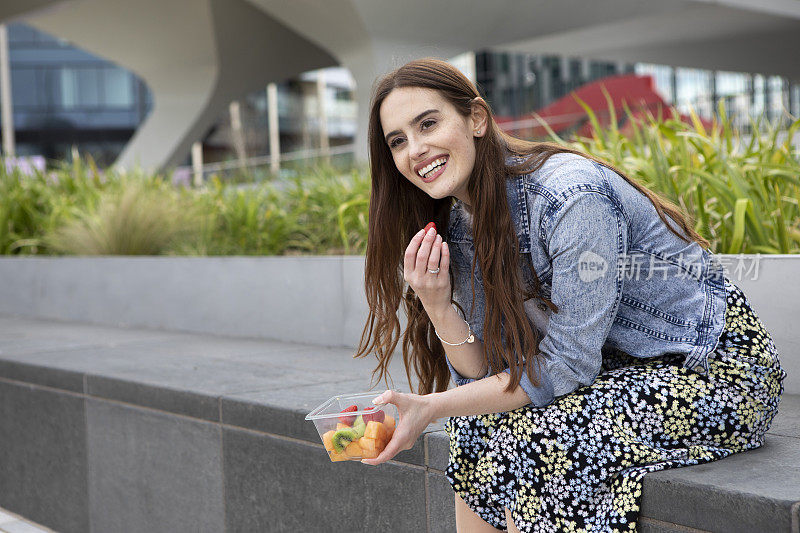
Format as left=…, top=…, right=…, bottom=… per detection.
left=4, top=22, right=151, bottom=165
left=477, top=50, right=799, bottom=137
left=636, top=64, right=798, bottom=131
left=476, top=51, right=633, bottom=118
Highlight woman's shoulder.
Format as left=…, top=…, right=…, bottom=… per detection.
left=518, top=152, right=611, bottom=207
left=528, top=152, right=606, bottom=189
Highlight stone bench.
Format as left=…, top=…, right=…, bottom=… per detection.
left=0, top=255, right=797, bottom=531
left=0, top=315, right=797, bottom=532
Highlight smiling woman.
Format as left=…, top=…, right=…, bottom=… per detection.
left=379, top=88, right=483, bottom=202
left=354, top=58, right=785, bottom=532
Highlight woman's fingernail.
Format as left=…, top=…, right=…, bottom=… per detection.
left=427, top=227, right=435, bottom=236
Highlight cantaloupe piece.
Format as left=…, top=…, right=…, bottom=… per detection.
left=345, top=440, right=362, bottom=458
left=322, top=430, right=336, bottom=452
left=361, top=447, right=379, bottom=459
left=329, top=450, right=348, bottom=462
left=336, top=422, right=349, bottom=431
left=384, top=415, right=396, bottom=431
left=364, top=421, right=387, bottom=441
left=359, top=437, right=379, bottom=453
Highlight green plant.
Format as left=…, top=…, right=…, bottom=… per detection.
left=557, top=96, right=800, bottom=254
left=44, top=173, right=203, bottom=255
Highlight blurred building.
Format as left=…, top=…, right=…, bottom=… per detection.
left=3, top=22, right=799, bottom=170
left=201, top=68, right=356, bottom=167
left=3, top=22, right=358, bottom=169
left=6, top=23, right=150, bottom=166
left=476, top=51, right=800, bottom=135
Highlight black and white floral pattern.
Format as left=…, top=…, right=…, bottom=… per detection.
left=445, top=278, right=786, bottom=532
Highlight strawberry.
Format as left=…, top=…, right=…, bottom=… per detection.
left=338, top=404, right=358, bottom=425
left=423, top=222, right=437, bottom=234
left=362, top=406, right=385, bottom=424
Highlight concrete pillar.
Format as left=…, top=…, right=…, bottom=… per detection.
left=25, top=0, right=335, bottom=172
left=0, top=24, right=15, bottom=158
left=229, top=100, right=246, bottom=167
left=790, top=83, right=800, bottom=119
left=191, top=141, right=203, bottom=186
left=316, top=70, right=329, bottom=162
left=538, top=56, right=551, bottom=107
left=267, top=82, right=279, bottom=175
left=580, top=58, right=590, bottom=83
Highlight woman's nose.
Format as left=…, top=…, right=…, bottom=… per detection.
left=408, top=135, right=429, bottom=159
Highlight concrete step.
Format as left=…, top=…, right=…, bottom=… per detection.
left=0, top=315, right=797, bottom=532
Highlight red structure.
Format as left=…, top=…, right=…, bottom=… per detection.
left=495, top=74, right=715, bottom=139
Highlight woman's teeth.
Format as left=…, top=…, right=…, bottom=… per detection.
left=418, top=157, right=447, bottom=178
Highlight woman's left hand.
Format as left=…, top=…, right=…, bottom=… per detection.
left=361, top=389, right=437, bottom=466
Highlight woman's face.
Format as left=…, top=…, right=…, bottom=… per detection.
left=379, top=87, right=484, bottom=205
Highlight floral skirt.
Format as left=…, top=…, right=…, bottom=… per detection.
left=445, top=278, right=786, bottom=532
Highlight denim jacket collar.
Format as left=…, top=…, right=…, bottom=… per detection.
left=448, top=172, right=532, bottom=253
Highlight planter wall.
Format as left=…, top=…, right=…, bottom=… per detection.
left=0, top=254, right=796, bottom=393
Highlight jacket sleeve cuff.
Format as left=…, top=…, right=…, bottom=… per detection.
left=503, top=365, right=555, bottom=408
left=445, top=354, right=555, bottom=408
left=444, top=353, right=489, bottom=386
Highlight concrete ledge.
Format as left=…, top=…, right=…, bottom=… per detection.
left=0, top=316, right=797, bottom=532
left=0, top=255, right=797, bottom=395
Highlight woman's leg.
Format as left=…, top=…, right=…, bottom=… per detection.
left=504, top=507, right=522, bottom=533
left=455, top=492, right=504, bottom=532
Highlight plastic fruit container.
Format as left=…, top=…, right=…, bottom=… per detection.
left=305, top=391, right=398, bottom=462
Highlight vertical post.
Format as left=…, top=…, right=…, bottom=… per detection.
left=0, top=24, right=15, bottom=158
left=316, top=71, right=329, bottom=164
left=191, top=141, right=203, bottom=187
left=670, top=67, right=678, bottom=107
left=538, top=56, right=551, bottom=108
left=229, top=100, right=247, bottom=170
left=267, top=83, right=279, bottom=175
left=710, top=71, right=717, bottom=119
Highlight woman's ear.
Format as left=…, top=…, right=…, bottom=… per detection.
left=470, top=97, right=489, bottom=138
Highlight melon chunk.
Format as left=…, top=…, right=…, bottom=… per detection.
left=360, top=437, right=386, bottom=457
left=364, top=421, right=387, bottom=441
left=360, top=446, right=379, bottom=459
left=344, top=440, right=362, bottom=458
left=328, top=450, right=348, bottom=462
left=359, top=437, right=379, bottom=452
left=322, top=430, right=336, bottom=452
left=384, top=415, right=396, bottom=431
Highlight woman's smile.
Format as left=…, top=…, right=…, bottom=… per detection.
left=415, top=155, right=449, bottom=182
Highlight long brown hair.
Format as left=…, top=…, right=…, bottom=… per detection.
left=355, top=58, right=709, bottom=396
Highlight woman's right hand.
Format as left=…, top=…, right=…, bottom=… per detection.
left=404, top=226, right=451, bottom=316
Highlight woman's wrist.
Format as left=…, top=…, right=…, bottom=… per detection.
left=426, top=390, right=447, bottom=421
left=425, top=300, right=455, bottom=324
left=425, top=375, right=532, bottom=419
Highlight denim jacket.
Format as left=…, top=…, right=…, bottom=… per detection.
left=445, top=152, right=727, bottom=407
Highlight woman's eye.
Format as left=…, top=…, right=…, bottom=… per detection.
left=421, top=119, right=436, bottom=130
left=389, top=137, right=405, bottom=149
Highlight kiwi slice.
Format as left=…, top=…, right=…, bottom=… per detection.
left=332, top=427, right=358, bottom=453
left=352, top=415, right=367, bottom=439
